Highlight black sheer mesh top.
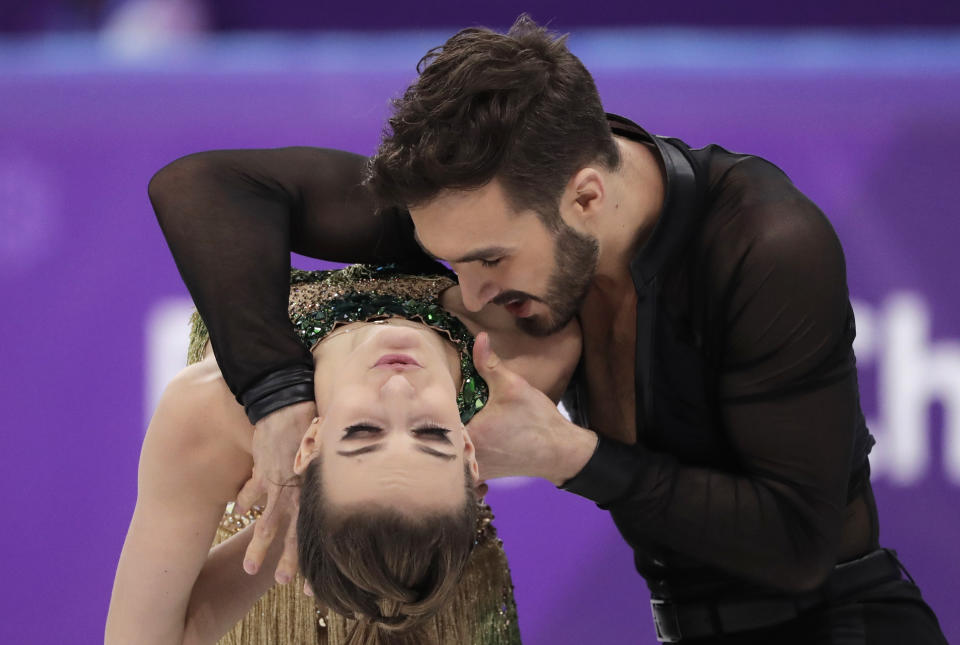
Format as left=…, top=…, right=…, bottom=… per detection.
left=561, top=116, right=877, bottom=599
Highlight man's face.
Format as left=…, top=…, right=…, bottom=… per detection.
left=409, top=179, right=599, bottom=336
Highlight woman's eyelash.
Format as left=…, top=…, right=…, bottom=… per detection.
left=342, top=424, right=450, bottom=438
left=480, top=258, right=501, bottom=268
left=343, top=424, right=381, bottom=437
left=414, top=426, right=450, bottom=438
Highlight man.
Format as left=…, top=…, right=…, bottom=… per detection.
left=149, top=16, right=947, bottom=644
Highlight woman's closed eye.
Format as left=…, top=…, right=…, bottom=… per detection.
left=413, top=425, right=452, bottom=443
left=342, top=423, right=452, bottom=444
left=342, top=423, right=382, bottom=438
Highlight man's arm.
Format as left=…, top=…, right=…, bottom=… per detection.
left=562, top=196, right=858, bottom=593
left=149, top=147, right=434, bottom=419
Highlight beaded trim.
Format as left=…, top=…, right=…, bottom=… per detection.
left=289, top=265, right=488, bottom=424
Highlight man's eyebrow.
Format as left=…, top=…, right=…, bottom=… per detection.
left=413, top=230, right=509, bottom=265
left=413, top=231, right=441, bottom=261
left=335, top=442, right=456, bottom=461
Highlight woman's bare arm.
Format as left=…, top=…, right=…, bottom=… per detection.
left=105, top=358, right=284, bottom=645
left=182, top=524, right=287, bottom=644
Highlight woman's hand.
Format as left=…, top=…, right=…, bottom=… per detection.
left=235, top=400, right=317, bottom=584
left=468, top=332, right=597, bottom=484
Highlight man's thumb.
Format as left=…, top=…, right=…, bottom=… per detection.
left=472, top=332, right=502, bottom=376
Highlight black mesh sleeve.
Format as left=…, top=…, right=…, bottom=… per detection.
left=148, top=147, right=435, bottom=423
left=565, top=162, right=865, bottom=592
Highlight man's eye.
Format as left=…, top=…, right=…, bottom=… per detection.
left=480, top=258, right=502, bottom=268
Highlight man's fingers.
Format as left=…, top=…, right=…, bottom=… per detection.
left=274, top=507, right=300, bottom=585
left=235, top=477, right=264, bottom=515
left=472, top=331, right=523, bottom=392
left=472, top=332, right=500, bottom=374
left=243, top=498, right=281, bottom=575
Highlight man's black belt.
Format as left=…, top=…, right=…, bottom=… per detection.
left=650, top=548, right=907, bottom=643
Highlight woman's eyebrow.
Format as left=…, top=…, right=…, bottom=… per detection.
left=416, top=445, right=456, bottom=461
left=335, top=443, right=455, bottom=461
left=337, top=444, right=383, bottom=457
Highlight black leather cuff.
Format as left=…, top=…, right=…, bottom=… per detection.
left=240, top=367, right=315, bottom=425
left=559, top=434, right=641, bottom=507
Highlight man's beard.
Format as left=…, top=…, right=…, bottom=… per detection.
left=495, top=219, right=599, bottom=337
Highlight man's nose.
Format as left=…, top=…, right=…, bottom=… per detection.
left=458, top=273, right=498, bottom=312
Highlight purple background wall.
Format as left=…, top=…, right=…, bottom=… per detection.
left=203, top=1, right=960, bottom=30
left=1, top=29, right=958, bottom=644
left=4, top=0, right=960, bottom=32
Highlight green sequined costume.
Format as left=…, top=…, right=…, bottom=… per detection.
left=187, top=264, right=522, bottom=645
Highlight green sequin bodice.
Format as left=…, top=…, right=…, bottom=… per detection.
left=287, top=264, right=488, bottom=423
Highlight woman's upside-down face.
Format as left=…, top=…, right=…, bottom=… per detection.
left=295, top=319, right=480, bottom=513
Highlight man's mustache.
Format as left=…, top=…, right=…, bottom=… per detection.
left=492, top=290, right=544, bottom=306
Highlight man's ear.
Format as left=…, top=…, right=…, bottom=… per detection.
left=293, top=416, right=323, bottom=475
left=564, top=167, right=605, bottom=225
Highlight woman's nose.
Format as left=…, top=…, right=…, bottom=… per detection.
left=374, top=325, right=422, bottom=350
left=379, top=372, right=415, bottom=396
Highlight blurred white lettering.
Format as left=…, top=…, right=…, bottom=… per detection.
left=853, top=294, right=960, bottom=485
left=144, top=298, right=195, bottom=428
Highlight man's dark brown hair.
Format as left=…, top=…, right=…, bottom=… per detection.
left=366, top=14, right=620, bottom=229
left=297, top=456, right=479, bottom=644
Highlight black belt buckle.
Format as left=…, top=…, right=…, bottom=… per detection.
left=651, top=598, right=682, bottom=643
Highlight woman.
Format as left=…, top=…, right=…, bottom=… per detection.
left=105, top=264, right=581, bottom=645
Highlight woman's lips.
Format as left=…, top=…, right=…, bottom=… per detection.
left=374, top=354, right=422, bottom=370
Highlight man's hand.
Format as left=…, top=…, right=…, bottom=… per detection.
left=468, top=332, right=598, bottom=484
left=234, top=400, right=317, bottom=584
